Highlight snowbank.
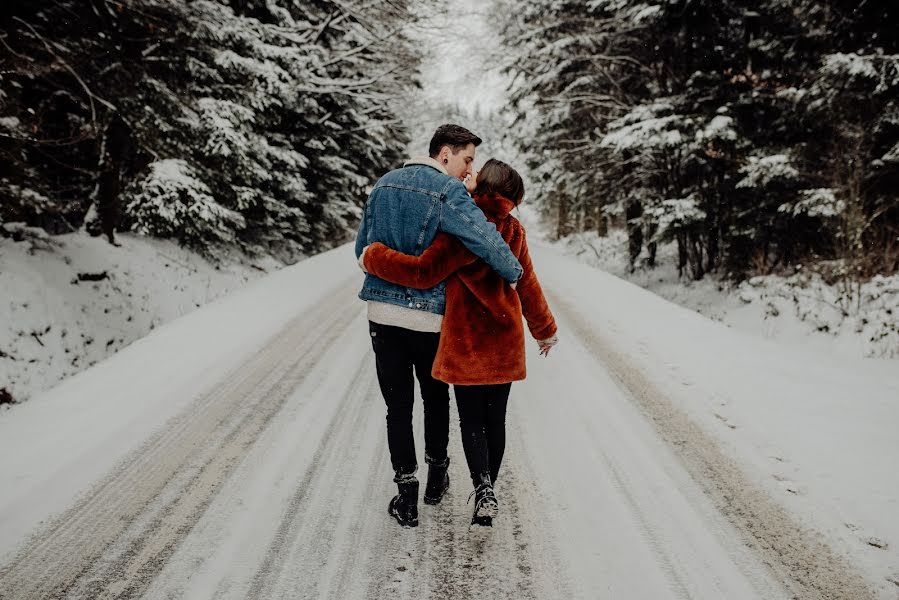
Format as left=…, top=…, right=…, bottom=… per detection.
left=0, top=231, right=278, bottom=404
left=553, top=229, right=899, bottom=360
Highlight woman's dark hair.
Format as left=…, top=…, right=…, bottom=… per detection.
left=473, top=158, right=525, bottom=205
left=428, top=124, right=482, bottom=158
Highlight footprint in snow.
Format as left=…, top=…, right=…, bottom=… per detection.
left=772, top=474, right=802, bottom=495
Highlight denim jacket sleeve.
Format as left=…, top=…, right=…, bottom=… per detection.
left=439, top=182, right=523, bottom=283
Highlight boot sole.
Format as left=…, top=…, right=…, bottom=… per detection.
left=389, top=513, right=419, bottom=527
left=470, top=515, right=493, bottom=528
left=475, top=498, right=498, bottom=518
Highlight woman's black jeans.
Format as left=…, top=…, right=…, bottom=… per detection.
left=369, top=321, right=450, bottom=479
left=454, top=382, right=512, bottom=487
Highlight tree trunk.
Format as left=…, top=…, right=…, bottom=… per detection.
left=556, top=183, right=570, bottom=240
left=706, top=206, right=719, bottom=274
left=626, top=200, right=643, bottom=272
left=646, top=222, right=658, bottom=268
left=689, top=233, right=705, bottom=280
left=677, top=232, right=687, bottom=278
left=596, top=203, right=608, bottom=237
left=94, top=114, right=133, bottom=245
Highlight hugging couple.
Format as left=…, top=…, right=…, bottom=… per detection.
left=355, top=124, right=558, bottom=528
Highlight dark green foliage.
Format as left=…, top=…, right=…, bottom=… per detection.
left=1, top=0, right=418, bottom=260
left=500, top=0, right=899, bottom=280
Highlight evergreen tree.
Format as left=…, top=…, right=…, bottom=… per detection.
left=498, top=0, right=899, bottom=280
left=1, top=0, right=421, bottom=260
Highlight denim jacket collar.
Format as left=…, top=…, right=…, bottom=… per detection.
left=403, top=156, right=449, bottom=176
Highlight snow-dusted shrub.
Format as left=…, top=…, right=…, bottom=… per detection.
left=881, top=141, right=899, bottom=164
left=778, top=188, right=846, bottom=218
left=820, top=53, right=899, bottom=93
left=695, top=115, right=737, bottom=142
left=126, top=159, right=245, bottom=249
left=736, top=154, right=799, bottom=189
left=737, top=271, right=899, bottom=358
left=601, top=103, right=692, bottom=151
left=646, top=194, right=707, bottom=242
left=1, top=221, right=61, bottom=253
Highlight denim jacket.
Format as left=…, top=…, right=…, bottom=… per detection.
left=355, top=158, right=523, bottom=315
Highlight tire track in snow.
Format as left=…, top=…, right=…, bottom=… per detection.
left=134, top=305, right=382, bottom=600
left=246, top=362, right=388, bottom=599
left=0, top=278, right=361, bottom=600
left=548, top=291, right=877, bottom=600
left=576, top=438, right=694, bottom=599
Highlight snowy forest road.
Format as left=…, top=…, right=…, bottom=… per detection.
left=0, top=249, right=876, bottom=599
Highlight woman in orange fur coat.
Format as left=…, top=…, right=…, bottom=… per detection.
left=361, top=158, right=558, bottom=527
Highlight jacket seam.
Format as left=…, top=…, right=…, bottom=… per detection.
left=373, top=182, right=442, bottom=199
left=417, top=200, right=437, bottom=251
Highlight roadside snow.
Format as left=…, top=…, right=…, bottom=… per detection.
left=551, top=229, right=899, bottom=360
left=0, top=231, right=278, bottom=404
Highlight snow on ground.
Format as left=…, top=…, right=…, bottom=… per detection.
left=0, top=241, right=896, bottom=598
left=0, top=244, right=351, bottom=559
left=0, top=231, right=279, bottom=404
left=549, top=228, right=899, bottom=360
left=530, top=240, right=899, bottom=597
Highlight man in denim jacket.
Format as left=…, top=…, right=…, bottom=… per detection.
left=356, top=124, right=522, bottom=527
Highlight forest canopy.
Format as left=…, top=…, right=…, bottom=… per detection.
left=1, top=0, right=419, bottom=261
left=499, top=0, right=898, bottom=281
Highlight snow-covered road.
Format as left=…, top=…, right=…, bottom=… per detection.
left=1, top=244, right=894, bottom=599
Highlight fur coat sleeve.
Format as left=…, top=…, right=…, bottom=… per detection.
left=362, top=234, right=476, bottom=289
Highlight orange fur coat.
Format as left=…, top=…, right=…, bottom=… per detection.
left=363, top=193, right=557, bottom=385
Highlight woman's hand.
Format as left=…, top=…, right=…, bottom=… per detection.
left=537, top=335, right=558, bottom=357
left=358, top=245, right=370, bottom=273
left=463, top=169, right=478, bottom=193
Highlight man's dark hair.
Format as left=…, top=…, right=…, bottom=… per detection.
left=428, top=124, right=482, bottom=158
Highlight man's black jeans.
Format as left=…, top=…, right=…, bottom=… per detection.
left=454, top=382, right=512, bottom=487
left=369, top=321, right=450, bottom=478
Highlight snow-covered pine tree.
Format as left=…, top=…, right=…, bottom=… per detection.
left=498, top=0, right=898, bottom=280
left=502, top=0, right=752, bottom=277
left=123, top=0, right=420, bottom=260
left=1, top=0, right=421, bottom=261
left=499, top=0, right=638, bottom=241
left=126, top=159, right=245, bottom=248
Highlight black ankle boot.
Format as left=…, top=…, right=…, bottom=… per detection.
left=388, top=478, right=419, bottom=527
left=423, top=457, right=450, bottom=505
left=469, top=472, right=497, bottom=527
